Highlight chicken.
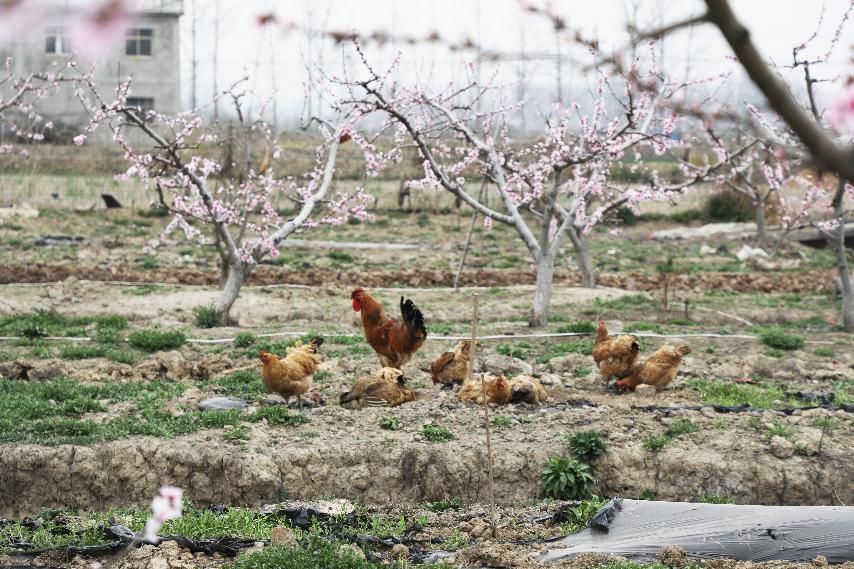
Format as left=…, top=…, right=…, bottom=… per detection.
left=458, top=373, right=512, bottom=405
left=351, top=288, right=427, bottom=369
left=509, top=375, right=548, bottom=404
left=259, top=337, right=324, bottom=408
left=431, top=340, right=474, bottom=385
left=339, top=367, right=417, bottom=408
left=592, top=320, right=640, bottom=380
left=616, top=344, right=691, bottom=392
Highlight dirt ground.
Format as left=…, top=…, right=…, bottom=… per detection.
left=0, top=201, right=852, bottom=567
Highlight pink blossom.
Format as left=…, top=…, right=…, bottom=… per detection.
left=70, top=0, right=134, bottom=60
left=143, top=486, right=183, bottom=543
left=826, top=83, right=854, bottom=134
left=0, top=1, right=46, bottom=42
left=73, top=134, right=87, bottom=146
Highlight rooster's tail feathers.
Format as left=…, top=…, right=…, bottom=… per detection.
left=400, top=297, right=427, bottom=339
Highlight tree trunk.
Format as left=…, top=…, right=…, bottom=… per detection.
left=530, top=253, right=555, bottom=327
left=568, top=227, right=596, bottom=287
left=755, top=201, right=766, bottom=245
left=832, top=227, right=853, bottom=332
left=215, top=265, right=245, bottom=325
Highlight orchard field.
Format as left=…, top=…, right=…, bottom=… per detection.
left=1, top=0, right=853, bottom=567
left=0, top=172, right=851, bottom=568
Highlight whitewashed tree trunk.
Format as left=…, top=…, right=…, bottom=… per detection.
left=568, top=226, right=596, bottom=287
left=755, top=201, right=767, bottom=245
left=215, top=264, right=245, bottom=324
left=530, top=253, right=555, bottom=327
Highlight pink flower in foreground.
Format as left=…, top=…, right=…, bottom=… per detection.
left=70, top=0, right=133, bottom=60
left=827, top=83, right=854, bottom=134
left=143, top=486, right=183, bottom=543
left=0, top=1, right=46, bottom=42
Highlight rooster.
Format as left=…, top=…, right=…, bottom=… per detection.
left=351, top=288, right=427, bottom=369
left=458, top=373, right=512, bottom=405
left=616, top=344, right=691, bottom=392
left=509, top=375, right=548, bottom=404
left=259, top=337, right=324, bottom=409
left=431, top=340, right=474, bottom=385
left=339, top=367, right=417, bottom=408
left=592, top=320, right=640, bottom=380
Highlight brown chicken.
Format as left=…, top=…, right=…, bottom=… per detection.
left=431, top=340, right=474, bottom=385
left=616, top=344, right=691, bottom=392
left=339, top=367, right=417, bottom=408
left=592, top=320, right=640, bottom=380
left=351, top=288, right=427, bottom=369
left=509, top=375, right=548, bottom=404
left=458, top=373, right=512, bottom=405
left=259, top=337, right=324, bottom=408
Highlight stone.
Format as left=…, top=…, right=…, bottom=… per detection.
left=634, top=384, right=657, bottom=397
left=658, top=545, right=688, bottom=567
left=270, top=525, right=298, bottom=547
left=198, top=397, right=249, bottom=411
left=390, top=543, right=410, bottom=560
left=547, top=354, right=590, bottom=374
left=769, top=435, right=794, bottom=459
left=813, top=555, right=829, bottom=567
left=480, top=355, right=533, bottom=376
left=337, top=544, right=366, bottom=560
left=699, top=244, right=717, bottom=256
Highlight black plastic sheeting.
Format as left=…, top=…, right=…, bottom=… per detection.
left=542, top=499, right=854, bottom=563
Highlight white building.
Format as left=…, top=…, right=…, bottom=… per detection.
left=2, top=0, right=183, bottom=141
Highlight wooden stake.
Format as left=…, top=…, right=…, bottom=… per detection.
left=454, top=211, right=478, bottom=292
left=454, top=180, right=488, bottom=292
left=472, top=294, right=497, bottom=539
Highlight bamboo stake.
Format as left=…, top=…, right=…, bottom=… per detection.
left=472, top=293, right=497, bottom=539
left=453, top=211, right=478, bottom=292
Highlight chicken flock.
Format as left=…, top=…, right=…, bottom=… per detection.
left=257, top=288, right=690, bottom=409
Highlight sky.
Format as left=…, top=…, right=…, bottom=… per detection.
left=174, top=0, right=852, bottom=129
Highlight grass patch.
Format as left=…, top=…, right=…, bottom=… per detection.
left=699, top=494, right=735, bottom=504
left=128, top=328, right=187, bottom=352
left=664, top=419, right=700, bottom=438
left=540, top=456, right=596, bottom=500
left=686, top=378, right=805, bottom=409
left=496, top=342, right=528, bottom=359
left=421, top=424, right=455, bottom=442
left=558, top=496, right=609, bottom=534
left=58, top=344, right=137, bottom=364
left=327, top=251, right=355, bottom=263
left=642, top=435, right=671, bottom=453
left=379, top=416, right=402, bottom=431
left=194, top=305, right=223, bottom=328
left=537, top=339, right=594, bottom=363
left=233, top=332, right=257, bottom=348
left=209, top=370, right=267, bottom=399
left=755, top=327, right=805, bottom=351
left=814, top=347, right=836, bottom=357
left=625, top=322, right=665, bottom=334
left=563, top=430, right=608, bottom=462
left=421, top=497, right=461, bottom=512
left=556, top=321, right=596, bottom=334
left=0, top=310, right=127, bottom=338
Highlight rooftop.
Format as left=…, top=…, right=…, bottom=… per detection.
left=47, top=0, right=184, bottom=15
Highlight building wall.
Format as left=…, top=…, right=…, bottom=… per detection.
left=1, top=6, right=182, bottom=141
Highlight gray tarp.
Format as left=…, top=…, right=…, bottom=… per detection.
left=542, top=499, right=854, bottom=564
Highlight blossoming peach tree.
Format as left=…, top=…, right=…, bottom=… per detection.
left=629, top=0, right=854, bottom=330
left=0, top=56, right=73, bottom=224
left=71, top=72, right=377, bottom=324
left=338, top=43, right=740, bottom=326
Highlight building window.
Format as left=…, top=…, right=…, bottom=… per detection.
left=125, top=28, right=153, bottom=56
left=126, top=97, right=155, bottom=117
left=45, top=27, right=72, bottom=55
